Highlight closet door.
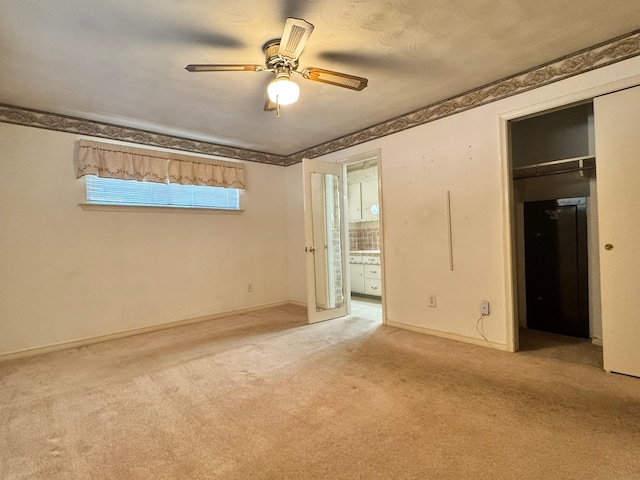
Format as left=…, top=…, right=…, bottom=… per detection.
left=594, top=85, right=640, bottom=377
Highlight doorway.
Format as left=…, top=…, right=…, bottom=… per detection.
left=347, top=160, right=381, bottom=298
left=302, top=151, right=385, bottom=326
left=344, top=152, right=384, bottom=324
left=508, top=102, right=602, bottom=366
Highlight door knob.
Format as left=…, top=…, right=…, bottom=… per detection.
left=604, top=244, right=614, bottom=251
left=305, top=246, right=316, bottom=253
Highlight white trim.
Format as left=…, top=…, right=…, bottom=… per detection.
left=0, top=301, right=295, bottom=362
left=499, top=75, right=640, bottom=123
left=377, top=151, right=388, bottom=326
left=79, top=203, right=244, bottom=214
left=288, top=300, right=307, bottom=308
left=499, top=113, right=519, bottom=353
left=386, top=320, right=510, bottom=351
left=338, top=149, right=380, bottom=165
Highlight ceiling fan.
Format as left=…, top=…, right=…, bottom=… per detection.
left=185, top=18, right=368, bottom=116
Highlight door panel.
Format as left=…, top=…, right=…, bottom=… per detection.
left=350, top=263, right=365, bottom=294
left=347, top=183, right=362, bottom=221
left=524, top=198, right=589, bottom=338
left=594, top=86, right=640, bottom=377
left=360, top=179, right=380, bottom=220
left=303, top=159, right=348, bottom=324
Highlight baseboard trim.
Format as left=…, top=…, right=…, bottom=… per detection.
left=591, top=337, right=603, bottom=346
left=386, top=320, right=510, bottom=352
left=0, top=300, right=296, bottom=362
left=288, top=300, right=307, bottom=308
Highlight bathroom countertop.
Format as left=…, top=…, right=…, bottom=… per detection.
left=350, top=250, right=381, bottom=255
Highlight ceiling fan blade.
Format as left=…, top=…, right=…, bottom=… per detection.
left=264, top=95, right=277, bottom=112
left=301, top=67, right=368, bottom=91
left=185, top=64, right=263, bottom=72
left=281, top=0, right=310, bottom=19
left=278, top=17, right=314, bottom=60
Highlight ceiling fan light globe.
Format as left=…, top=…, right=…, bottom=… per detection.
left=267, top=78, right=300, bottom=105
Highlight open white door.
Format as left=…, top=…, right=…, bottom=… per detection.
left=303, top=158, right=349, bottom=324
left=594, top=85, right=640, bottom=377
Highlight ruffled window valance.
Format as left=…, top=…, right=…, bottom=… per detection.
left=75, top=140, right=246, bottom=189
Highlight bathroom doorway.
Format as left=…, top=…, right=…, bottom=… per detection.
left=343, top=152, right=384, bottom=323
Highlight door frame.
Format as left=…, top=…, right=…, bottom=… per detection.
left=499, top=75, right=640, bottom=353
left=339, top=148, right=387, bottom=324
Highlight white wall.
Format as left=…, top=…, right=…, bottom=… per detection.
left=286, top=56, right=640, bottom=349
left=0, top=124, right=290, bottom=356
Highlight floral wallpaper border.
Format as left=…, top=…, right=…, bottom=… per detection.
left=1, top=29, right=639, bottom=167
left=288, top=29, right=640, bottom=165
left=0, top=105, right=287, bottom=166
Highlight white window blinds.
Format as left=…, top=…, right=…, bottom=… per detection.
left=84, top=176, right=240, bottom=209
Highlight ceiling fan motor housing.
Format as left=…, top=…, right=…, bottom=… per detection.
left=263, top=39, right=298, bottom=71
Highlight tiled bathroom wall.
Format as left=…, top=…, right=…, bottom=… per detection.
left=348, top=159, right=380, bottom=252
left=349, top=220, right=380, bottom=251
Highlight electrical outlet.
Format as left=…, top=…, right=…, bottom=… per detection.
left=247, top=283, right=253, bottom=293
left=428, top=295, right=436, bottom=307
left=480, top=300, right=490, bottom=315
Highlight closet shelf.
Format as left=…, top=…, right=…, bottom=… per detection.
left=513, top=155, right=595, bottom=179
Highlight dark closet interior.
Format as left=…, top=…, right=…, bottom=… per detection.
left=510, top=102, right=598, bottom=341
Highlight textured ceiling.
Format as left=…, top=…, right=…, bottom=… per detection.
left=1, top=0, right=640, bottom=157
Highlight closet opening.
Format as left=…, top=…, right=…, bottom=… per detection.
left=509, top=101, right=603, bottom=368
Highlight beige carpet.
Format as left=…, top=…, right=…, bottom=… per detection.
left=1, top=304, right=640, bottom=479
left=519, top=327, right=604, bottom=369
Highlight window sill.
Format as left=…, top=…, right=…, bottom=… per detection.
left=79, top=203, right=244, bottom=214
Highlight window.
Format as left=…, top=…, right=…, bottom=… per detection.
left=75, top=140, right=245, bottom=211
left=85, top=176, right=240, bottom=209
